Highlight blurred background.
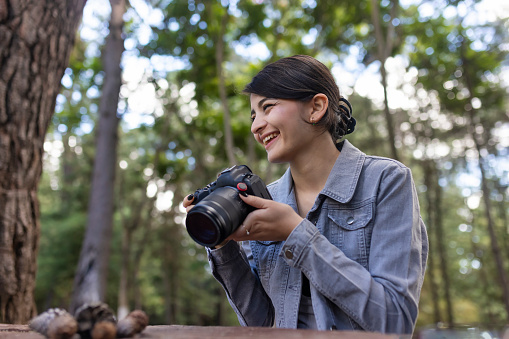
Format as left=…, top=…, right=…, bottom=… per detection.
left=34, top=0, right=507, bottom=331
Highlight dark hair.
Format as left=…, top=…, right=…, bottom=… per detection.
left=243, top=55, right=355, bottom=143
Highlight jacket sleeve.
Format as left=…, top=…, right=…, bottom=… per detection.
left=281, top=165, right=428, bottom=334
left=206, top=240, right=275, bottom=327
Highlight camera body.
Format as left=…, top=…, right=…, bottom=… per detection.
left=186, top=165, right=272, bottom=247
left=193, top=165, right=271, bottom=203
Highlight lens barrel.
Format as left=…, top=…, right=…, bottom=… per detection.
left=186, top=186, right=250, bottom=247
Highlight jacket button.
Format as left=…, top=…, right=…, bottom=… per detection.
left=285, top=249, right=294, bottom=259
left=330, top=325, right=337, bottom=330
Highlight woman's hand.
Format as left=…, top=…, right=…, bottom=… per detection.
left=231, top=194, right=303, bottom=242
left=182, top=194, right=195, bottom=213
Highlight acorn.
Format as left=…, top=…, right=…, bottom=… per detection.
left=28, top=308, right=78, bottom=339
left=116, top=310, right=149, bottom=338
left=74, top=302, right=117, bottom=339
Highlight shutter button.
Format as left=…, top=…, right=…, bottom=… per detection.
left=237, top=182, right=248, bottom=191
left=285, top=249, right=294, bottom=259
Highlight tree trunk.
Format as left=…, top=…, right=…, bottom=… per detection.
left=0, top=0, right=86, bottom=323
left=61, top=133, right=74, bottom=211
left=70, top=0, right=125, bottom=312
left=160, top=221, right=180, bottom=325
left=117, top=222, right=132, bottom=320
left=469, top=214, right=496, bottom=323
left=433, top=170, right=454, bottom=325
left=493, top=180, right=509, bottom=260
left=215, top=8, right=236, bottom=166
left=370, top=0, right=399, bottom=161
left=422, top=160, right=442, bottom=324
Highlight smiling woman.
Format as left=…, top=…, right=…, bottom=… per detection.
left=183, top=55, right=428, bottom=335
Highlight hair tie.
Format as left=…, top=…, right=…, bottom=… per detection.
left=339, top=97, right=352, bottom=114
left=338, top=97, right=356, bottom=135
left=346, top=117, right=356, bottom=135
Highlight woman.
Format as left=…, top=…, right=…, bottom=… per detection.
left=183, top=55, right=428, bottom=334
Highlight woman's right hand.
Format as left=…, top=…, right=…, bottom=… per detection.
left=182, top=194, right=195, bottom=213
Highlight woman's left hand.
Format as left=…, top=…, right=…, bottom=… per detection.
left=230, top=194, right=303, bottom=242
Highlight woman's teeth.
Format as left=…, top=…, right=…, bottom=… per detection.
left=263, top=133, right=279, bottom=145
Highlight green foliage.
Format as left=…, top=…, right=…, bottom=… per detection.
left=36, top=211, right=86, bottom=309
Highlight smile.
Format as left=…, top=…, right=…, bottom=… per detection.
left=262, top=133, right=279, bottom=145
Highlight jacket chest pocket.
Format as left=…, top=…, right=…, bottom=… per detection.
left=326, top=199, right=374, bottom=269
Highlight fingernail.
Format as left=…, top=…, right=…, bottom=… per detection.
left=187, top=194, right=194, bottom=200
left=239, top=191, right=248, bottom=197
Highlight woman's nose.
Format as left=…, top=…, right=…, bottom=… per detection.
left=251, top=114, right=266, bottom=135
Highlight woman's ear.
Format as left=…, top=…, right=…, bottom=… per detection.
left=309, top=93, right=328, bottom=122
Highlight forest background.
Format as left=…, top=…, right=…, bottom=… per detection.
left=1, top=0, right=508, bottom=332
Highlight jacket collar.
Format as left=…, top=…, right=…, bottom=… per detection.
left=271, top=140, right=365, bottom=205
left=321, top=140, right=365, bottom=203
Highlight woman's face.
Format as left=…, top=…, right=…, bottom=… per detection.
left=250, top=94, right=315, bottom=163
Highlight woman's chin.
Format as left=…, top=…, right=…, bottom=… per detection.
left=266, top=152, right=287, bottom=164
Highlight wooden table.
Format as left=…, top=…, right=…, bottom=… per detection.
left=0, top=324, right=406, bottom=338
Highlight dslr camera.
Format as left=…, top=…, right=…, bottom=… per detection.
left=186, top=165, right=272, bottom=247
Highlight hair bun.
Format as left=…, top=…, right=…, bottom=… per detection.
left=337, top=97, right=355, bottom=136
left=339, top=97, right=352, bottom=116
left=346, top=116, right=356, bottom=135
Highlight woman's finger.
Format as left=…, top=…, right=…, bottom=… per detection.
left=182, top=194, right=195, bottom=208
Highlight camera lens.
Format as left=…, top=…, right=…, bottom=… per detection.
left=186, top=212, right=221, bottom=245
left=186, top=186, right=250, bottom=247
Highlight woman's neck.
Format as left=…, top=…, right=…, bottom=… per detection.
left=290, top=136, right=340, bottom=197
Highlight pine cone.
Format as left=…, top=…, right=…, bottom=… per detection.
left=116, top=310, right=149, bottom=338
left=74, top=302, right=116, bottom=339
left=91, top=321, right=117, bottom=339
left=28, top=308, right=78, bottom=339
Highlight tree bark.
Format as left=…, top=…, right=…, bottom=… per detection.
left=70, top=0, right=125, bottom=312
left=493, top=180, right=509, bottom=261
left=433, top=168, right=454, bottom=325
left=370, top=0, right=400, bottom=161
left=469, top=214, right=496, bottom=323
left=0, top=0, right=86, bottom=323
left=422, top=160, right=442, bottom=324
left=215, top=8, right=236, bottom=166
left=117, top=208, right=133, bottom=320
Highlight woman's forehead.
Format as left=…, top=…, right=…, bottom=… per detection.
left=250, top=94, right=279, bottom=106
left=250, top=94, right=266, bottom=108
left=249, top=93, right=264, bottom=103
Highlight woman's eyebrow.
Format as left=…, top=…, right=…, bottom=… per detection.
left=258, top=98, right=269, bottom=108
left=257, top=97, right=275, bottom=108
left=251, top=97, right=276, bottom=116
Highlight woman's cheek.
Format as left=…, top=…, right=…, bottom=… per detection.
left=254, top=134, right=262, bottom=144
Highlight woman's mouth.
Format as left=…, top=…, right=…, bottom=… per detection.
left=262, top=132, right=279, bottom=146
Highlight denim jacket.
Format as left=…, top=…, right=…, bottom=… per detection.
left=206, top=140, right=428, bottom=334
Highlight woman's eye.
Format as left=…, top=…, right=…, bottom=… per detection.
left=250, top=114, right=256, bottom=122
left=262, top=103, right=275, bottom=111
